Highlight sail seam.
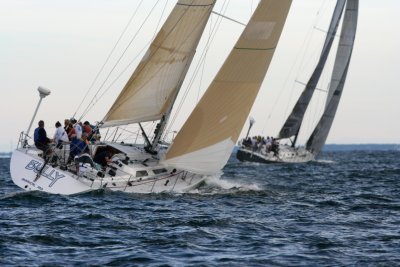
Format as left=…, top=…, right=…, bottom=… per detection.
left=177, top=3, right=214, bottom=7
left=234, top=47, right=276, bottom=51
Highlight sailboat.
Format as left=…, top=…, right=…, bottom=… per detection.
left=10, top=0, right=292, bottom=195
left=237, top=0, right=358, bottom=164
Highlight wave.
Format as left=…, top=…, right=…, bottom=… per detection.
left=0, top=190, right=35, bottom=200
left=195, top=175, right=263, bottom=194
left=315, top=159, right=337, bottom=164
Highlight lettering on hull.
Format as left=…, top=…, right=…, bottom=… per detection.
left=24, top=160, right=66, bottom=187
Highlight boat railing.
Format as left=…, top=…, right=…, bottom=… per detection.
left=17, top=131, right=31, bottom=149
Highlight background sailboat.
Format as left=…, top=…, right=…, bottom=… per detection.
left=237, top=0, right=359, bottom=163
left=10, top=0, right=293, bottom=194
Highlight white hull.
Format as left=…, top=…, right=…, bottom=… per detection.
left=237, top=145, right=315, bottom=164
left=10, top=144, right=209, bottom=195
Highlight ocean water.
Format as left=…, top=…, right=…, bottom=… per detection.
left=1, top=148, right=400, bottom=266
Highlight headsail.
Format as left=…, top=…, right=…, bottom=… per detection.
left=102, top=0, right=216, bottom=127
left=278, top=0, right=346, bottom=140
left=306, top=0, right=358, bottom=154
left=163, top=0, right=293, bottom=174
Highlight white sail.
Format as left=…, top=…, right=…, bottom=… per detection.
left=163, top=0, right=293, bottom=174
left=306, top=0, right=358, bottom=154
left=102, top=0, right=216, bottom=127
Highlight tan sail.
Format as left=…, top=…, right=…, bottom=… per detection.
left=102, top=0, right=216, bottom=127
left=164, top=0, right=292, bottom=174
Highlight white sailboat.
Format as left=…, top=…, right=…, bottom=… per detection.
left=10, top=0, right=292, bottom=195
left=237, top=0, right=358, bottom=164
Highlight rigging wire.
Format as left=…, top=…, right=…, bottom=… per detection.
left=80, top=0, right=206, bottom=121
left=211, top=11, right=245, bottom=26
left=96, top=0, right=210, bottom=116
left=94, top=0, right=170, bottom=108
left=196, top=14, right=213, bottom=103
left=86, top=0, right=170, bottom=144
left=118, top=127, right=142, bottom=143
left=72, top=0, right=145, bottom=119
left=196, top=41, right=207, bottom=103
left=305, top=44, right=337, bottom=138
left=261, top=0, right=331, bottom=136
left=78, top=0, right=163, bottom=121
left=81, top=38, right=153, bottom=119
left=295, top=0, right=339, bottom=142
left=164, top=0, right=232, bottom=137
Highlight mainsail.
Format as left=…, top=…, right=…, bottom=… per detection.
left=306, top=0, right=358, bottom=154
left=163, top=0, right=293, bottom=174
left=278, top=0, right=346, bottom=140
left=102, top=0, right=216, bottom=127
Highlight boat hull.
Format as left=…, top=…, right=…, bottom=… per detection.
left=10, top=149, right=94, bottom=195
left=10, top=148, right=208, bottom=195
left=236, top=149, right=278, bottom=164
left=236, top=146, right=315, bottom=164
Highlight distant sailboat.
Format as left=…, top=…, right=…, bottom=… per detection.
left=237, top=0, right=358, bottom=164
left=11, top=0, right=292, bottom=195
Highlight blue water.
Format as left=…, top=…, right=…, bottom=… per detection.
left=1, top=148, right=400, bottom=266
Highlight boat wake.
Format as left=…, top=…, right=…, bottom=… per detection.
left=315, top=159, right=337, bottom=164
left=0, top=190, right=49, bottom=201
left=187, top=175, right=262, bottom=194
left=0, top=190, right=32, bottom=200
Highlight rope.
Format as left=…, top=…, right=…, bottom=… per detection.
left=88, top=0, right=171, bottom=116
left=164, top=0, right=230, bottom=138
left=80, top=0, right=206, bottom=120
left=78, top=0, right=163, bottom=121
left=73, top=0, right=145, bottom=119
left=261, top=0, right=331, bottom=135
left=94, top=0, right=209, bottom=117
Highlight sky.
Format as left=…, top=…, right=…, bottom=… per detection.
left=0, top=0, right=399, bottom=152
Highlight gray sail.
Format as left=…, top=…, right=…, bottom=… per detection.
left=278, top=0, right=346, bottom=140
left=306, top=0, right=358, bottom=154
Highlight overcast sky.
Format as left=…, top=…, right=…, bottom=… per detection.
left=0, top=0, right=399, bottom=152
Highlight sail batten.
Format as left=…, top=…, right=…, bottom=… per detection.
left=234, top=47, right=276, bottom=51
left=163, top=0, right=293, bottom=174
left=102, top=0, right=216, bottom=128
left=278, top=0, right=346, bottom=140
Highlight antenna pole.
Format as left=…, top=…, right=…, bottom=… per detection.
left=245, top=117, right=255, bottom=140
left=24, top=87, right=51, bottom=147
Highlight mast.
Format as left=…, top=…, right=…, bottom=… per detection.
left=163, top=0, right=293, bottom=174
left=277, top=0, right=346, bottom=145
left=306, top=0, right=358, bottom=155
left=150, top=45, right=197, bottom=152
left=245, top=117, right=255, bottom=140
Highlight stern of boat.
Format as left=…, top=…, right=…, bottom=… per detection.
left=10, top=149, right=95, bottom=195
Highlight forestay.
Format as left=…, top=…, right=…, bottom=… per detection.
left=102, top=0, right=216, bottom=127
left=306, top=0, right=358, bottom=154
left=163, top=0, right=293, bottom=174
